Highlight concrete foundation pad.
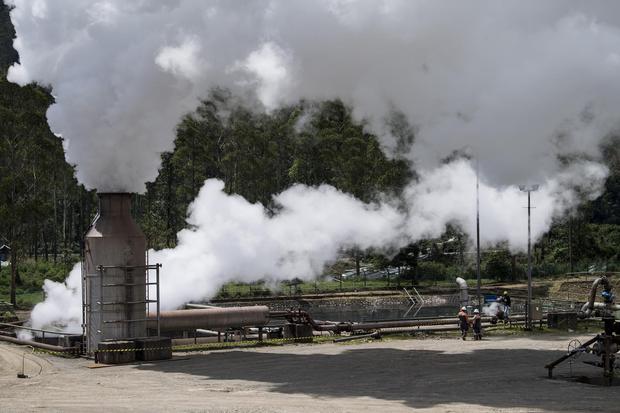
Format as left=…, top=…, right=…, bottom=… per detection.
left=135, top=337, right=172, bottom=361
left=97, top=340, right=136, bottom=364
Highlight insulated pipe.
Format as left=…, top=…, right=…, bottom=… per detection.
left=351, top=316, right=527, bottom=331
left=579, top=276, right=614, bottom=318
left=456, top=277, right=469, bottom=307
left=0, top=334, right=77, bottom=353
left=195, top=329, right=220, bottom=336
left=289, top=309, right=528, bottom=333
left=588, top=302, right=620, bottom=312
left=268, top=311, right=289, bottom=318
left=286, top=311, right=347, bottom=332
left=149, top=306, right=270, bottom=332
left=379, top=319, right=534, bottom=334
left=186, top=303, right=219, bottom=309
left=333, top=332, right=381, bottom=342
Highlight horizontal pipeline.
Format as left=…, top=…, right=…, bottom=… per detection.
left=295, top=310, right=527, bottom=332
left=0, top=334, right=77, bottom=353
left=352, top=315, right=527, bottom=331
left=149, top=306, right=270, bottom=332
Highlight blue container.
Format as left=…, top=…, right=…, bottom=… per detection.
left=484, top=294, right=497, bottom=304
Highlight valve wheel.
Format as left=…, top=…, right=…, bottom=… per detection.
left=568, top=339, right=582, bottom=359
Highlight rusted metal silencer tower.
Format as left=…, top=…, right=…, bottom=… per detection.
left=84, top=193, right=147, bottom=354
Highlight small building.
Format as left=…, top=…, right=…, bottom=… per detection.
left=0, top=244, right=10, bottom=263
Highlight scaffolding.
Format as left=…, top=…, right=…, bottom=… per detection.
left=82, top=263, right=161, bottom=354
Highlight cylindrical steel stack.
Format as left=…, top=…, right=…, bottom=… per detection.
left=84, top=193, right=146, bottom=354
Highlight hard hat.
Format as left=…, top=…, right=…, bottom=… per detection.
left=503, top=291, right=508, bottom=295
left=461, top=306, right=467, bottom=311
left=474, top=309, right=480, bottom=314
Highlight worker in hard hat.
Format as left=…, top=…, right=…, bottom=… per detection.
left=472, top=309, right=482, bottom=340
left=501, top=291, right=511, bottom=323
left=457, top=306, right=469, bottom=340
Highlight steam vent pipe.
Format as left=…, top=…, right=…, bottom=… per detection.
left=84, top=193, right=147, bottom=354
left=579, top=276, right=614, bottom=318
left=149, top=306, right=270, bottom=332
left=456, top=277, right=469, bottom=307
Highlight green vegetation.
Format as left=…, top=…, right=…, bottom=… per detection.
left=138, top=93, right=412, bottom=248
left=0, top=2, right=620, bottom=307
left=214, top=276, right=504, bottom=300
left=0, top=258, right=76, bottom=306
left=0, top=3, right=95, bottom=306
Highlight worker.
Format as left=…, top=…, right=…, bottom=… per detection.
left=472, top=309, right=482, bottom=340
left=457, top=306, right=469, bottom=340
left=501, top=291, right=511, bottom=322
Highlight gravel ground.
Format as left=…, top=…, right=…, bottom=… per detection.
left=0, top=333, right=618, bottom=412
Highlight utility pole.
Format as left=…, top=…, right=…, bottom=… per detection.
left=519, top=184, right=539, bottom=330
left=568, top=215, right=573, bottom=274
left=476, top=161, right=481, bottom=311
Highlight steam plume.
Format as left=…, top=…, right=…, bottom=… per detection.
left=8, top=1, right=620, bottom=191
left=27, top=264, right=82, bottom=333
left=27, top=159, right=607, bottom=320
left=150, top=158, right=606, bottom=310
left=151, top=180, right=406, bottom=309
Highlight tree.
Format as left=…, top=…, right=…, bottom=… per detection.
left=390, top=244, right=419, bottom=287
left=0, top=2, right=17, bottom=77
left=0, top=82, right=55, bottom=303
left=484, top=251, right=513, bottom=282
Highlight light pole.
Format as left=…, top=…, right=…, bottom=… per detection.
left=568, top=215, right=573, bottom=274
left=519, top=184, right=539, bottom=330
left=476, top=162, right=481, bottom=311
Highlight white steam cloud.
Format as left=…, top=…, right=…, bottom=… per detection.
left=8, top=1, right=620, bottom=191
left=483, top=302, right=502, bottom=318
left=27, top=158, right=607, bottom=322
left=7, top=1, right=620, bottom=326
left=151, top=180, right=405, bottom=309
left=150, top=159, right=606, bottom=310
left=28, top=263, right=82, bottom=334
left=404, top=159, right=608, bottom=247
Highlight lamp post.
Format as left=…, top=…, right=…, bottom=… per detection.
left=519, top=184, right=539, bottom=330
left=476, top=162, right=481, bottom=311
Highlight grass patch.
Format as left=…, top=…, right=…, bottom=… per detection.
left=15, top=290, right=45, bottom=308
left=215, top=277, right=504, bottom=299
left=0, top=258, right=76, bottom=309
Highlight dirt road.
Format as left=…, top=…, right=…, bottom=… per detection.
left=0, top=334, right=617, bottom=412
